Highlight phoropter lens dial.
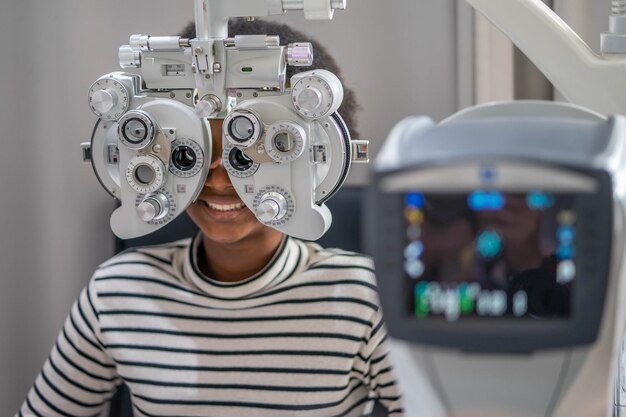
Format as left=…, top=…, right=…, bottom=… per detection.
left=264, top=122, right=306, bottom=163
left=118, top=110, right=157, bottom=150
left=172, top=146, right=196, bottom=170
left=123, top=119, right=148, bottom=144
left=230, top=148, right=253, bottom=170
left=169, top=138, right=204, bottom=178
left=135, top=164, right=155, bottom=184
left=222, top=142, right=259, bottom=178
left=126, top=155, right=166, bottom=194
left=230, top=117, right=254, bottom=142
left=223, top=110, right=263, bottom=148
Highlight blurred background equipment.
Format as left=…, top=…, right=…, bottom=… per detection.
left=370, top=101, right=622, bottom=416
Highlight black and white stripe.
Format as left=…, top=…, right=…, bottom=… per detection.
left=19, top=235, right=404, bottom=416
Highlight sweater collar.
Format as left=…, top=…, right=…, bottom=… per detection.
left=183, top=233, right=304, bottom=299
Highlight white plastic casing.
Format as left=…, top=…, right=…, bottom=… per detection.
left=224, top=94, right=334, bottom=240
left=89, top=91, right=211, bottom=239
left=291, top=69, right=344, bottom=120
left=88, top=75, right=132, bottom=120
left=303, top=0, right=335, bottom=19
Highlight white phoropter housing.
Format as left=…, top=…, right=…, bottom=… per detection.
left=82, top=0, right=369, bottom=240
left=86, top=73, right=211, bottom=238
left=222, top=69, right=356, bottom=239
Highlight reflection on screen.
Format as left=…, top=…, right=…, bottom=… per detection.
left=404, top=191, right=575, bottom=321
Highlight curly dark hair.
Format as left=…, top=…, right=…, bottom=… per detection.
left=180, top=19, right=360, bottom=138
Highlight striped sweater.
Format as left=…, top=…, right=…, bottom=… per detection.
left=18, top=235, right=404, bottom=417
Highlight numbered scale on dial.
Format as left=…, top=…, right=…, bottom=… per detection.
left=253, top=186, right=296, bottom=226
left=169, top=138, right=205, bottom=178
left=291, top=69, right=343, bottom=120
left=88, top=76, right=131, bottom=120
left=135, top=190, right=177, bottom=225
left=222, top=142, right=260, bottom=178
left=126, top=155, right=166, bottom=194
left=264, top=122, right=306, bottom=163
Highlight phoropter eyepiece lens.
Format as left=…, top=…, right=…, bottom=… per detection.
left=122, top=118, right=148, bottom=144
left=229, top=116, right=255, bottom=142
left=273, top=132, right=294, bottom=153
left=172, top=146, right=197, bottom=171
left=228, top=147, right=254, bottom=172
left=134, top=164, right=155, bottom=185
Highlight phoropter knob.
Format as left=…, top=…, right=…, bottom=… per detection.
left=91, top=89, right=117, bottom=115
left=291, top=69, right=343, bottom=120
left=119, top=45, right=142, bottom=69
left=88, top=75, right=131, bottom=120
left=136, top=193, right=169, bottom=222
left=195, top=95, right=222, bottom=118
left=287, top=43, right=314, bottom=67
left=255, top=192, right=288, bottom=223
left=296, top=89, right=322, bottom=112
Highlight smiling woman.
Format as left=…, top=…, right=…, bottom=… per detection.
left=186, top=119, right=285, bottom=281
left=16, top=19, right=404, bottom=417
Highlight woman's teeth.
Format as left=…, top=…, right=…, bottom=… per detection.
left=204, top=201, right=246, bottom=212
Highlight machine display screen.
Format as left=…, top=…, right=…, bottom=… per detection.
left=404, top=191, right=576, bottom=320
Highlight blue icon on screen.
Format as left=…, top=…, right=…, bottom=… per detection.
left=405, top=259, right=425, bottom=279
left=527, top=191, right=555, bottom=210
left=404, top=241, right=425, bottom=260
left=476, top=230, right=503, bottom=259
left=557, top=226, right=575, bottom=245
left=406, top=193, right=425, bottom=208
left=468, top=191, right=505, bottom=211
left=557, top=244, right=575, bottom=260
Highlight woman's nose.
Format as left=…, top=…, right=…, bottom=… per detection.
left=210, top=133, right=223, bottom=165
left=210, top=155, right=223, bottom=170
left=205, top=118, right=232, bottom=188
left=205, top=155, right=234, bottom=190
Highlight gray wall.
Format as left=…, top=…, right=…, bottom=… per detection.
left=0, top=0, right=193, bottom=412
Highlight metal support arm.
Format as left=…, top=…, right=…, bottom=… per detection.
left=194, top=0, right=346, bottom=40
left=467, top=0, right=626, bottom=116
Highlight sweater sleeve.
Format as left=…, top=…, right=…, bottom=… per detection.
left=362, top=307, right=405, bottom=416
left=17, top=279, right=121, bottom=417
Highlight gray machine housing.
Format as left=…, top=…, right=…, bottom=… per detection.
left=369, top=101, right=626, bottom=417
left=371, top=118, right=613, bottom=353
